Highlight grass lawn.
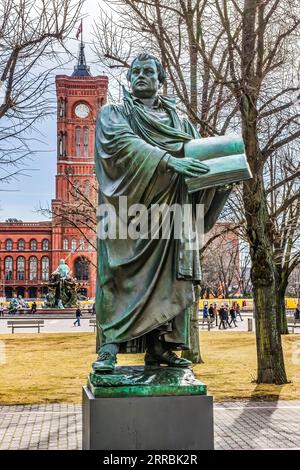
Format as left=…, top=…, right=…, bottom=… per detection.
left=0, top=331, right=299, bottom=404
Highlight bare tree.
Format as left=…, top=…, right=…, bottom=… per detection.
left=201, top=225, right=241, bottom=298
left=0, top=0, right=84, bottom=184
left=266, top=150, right=300, bottom=333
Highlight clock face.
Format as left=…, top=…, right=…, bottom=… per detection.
left=75, top=103, right=90, bottom=119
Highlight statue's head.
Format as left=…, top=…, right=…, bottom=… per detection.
left=60, top=259, right=65, bottom=265
left=127, top=53, right=166, bottom=99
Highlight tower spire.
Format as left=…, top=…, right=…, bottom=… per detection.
left=72, top=20, right=91, bottom=77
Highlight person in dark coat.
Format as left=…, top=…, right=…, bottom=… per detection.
left=218, top=305, right=227, bottom=329
left=74, top=307, right=82, bottom=327
left=229, top=306, right=237, bottom=327
left=31, top=301, right=37, bottom=314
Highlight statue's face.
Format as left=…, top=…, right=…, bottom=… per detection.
left=130, top=58, right=159, bottom=98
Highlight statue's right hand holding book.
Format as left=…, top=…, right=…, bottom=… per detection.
left=182, top=135, right=253, bottom=193
left=166, top=155, right=210, bottom=178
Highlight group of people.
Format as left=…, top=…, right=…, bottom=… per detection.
left=202, top=302, right=243, bottom=329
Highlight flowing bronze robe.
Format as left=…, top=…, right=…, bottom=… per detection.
left=95, top=91, right=230, bottom=353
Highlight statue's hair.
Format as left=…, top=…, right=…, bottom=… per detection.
left=127, top=53, right=166, bottom=85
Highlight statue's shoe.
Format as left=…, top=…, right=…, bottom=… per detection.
left=144, top=350, right=192, bottom=368
left=92, top=352, right=116, bottom=372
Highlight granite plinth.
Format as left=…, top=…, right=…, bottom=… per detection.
left=83, top=386, right=214, bottom=450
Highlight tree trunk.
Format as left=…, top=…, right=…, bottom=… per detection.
left=275, top=271, right=289, bottom=335
left=240, top=1, right=287, bottom=383
left=243, top=179, right=287, bottom=384
left=182, top=285, right=204, bottom=363
left=277, top=288, right=288, bottom=335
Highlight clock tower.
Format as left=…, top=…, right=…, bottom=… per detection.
left=51, top=43, right=108, bottom=298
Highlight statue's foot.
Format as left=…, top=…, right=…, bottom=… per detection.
left=144, top=350, right=192, bottom=368
left=92, top=351, right=116, bottom=373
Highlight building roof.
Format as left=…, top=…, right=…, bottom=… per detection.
left=72, top=41, right=91, bottom=77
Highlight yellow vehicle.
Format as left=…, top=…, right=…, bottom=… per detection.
left=198, top=298, right=299, bottom=309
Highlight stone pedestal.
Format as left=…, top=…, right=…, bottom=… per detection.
left=82, top=366, right=214, bottom=450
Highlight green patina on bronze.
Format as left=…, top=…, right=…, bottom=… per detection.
left=90, top=53, right=251, bottom=386
left=88, top=366, right=207, bottom=398
left=94, top=54, right=232, bottom=356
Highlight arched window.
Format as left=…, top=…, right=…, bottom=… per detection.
left=17, top=287, right=25, bottom=298
left=41, top=257, right=50, bottom=281
left=74, top=257, right=90, bottom=280
left=58, top=132, right=63, bottom=157
left=5, top=287, right=13, bottom=299
left=71, top=239, right=77, bottom=251
left=29, top=287, right=37, bottom=299
left=18, top=239, right=25, bottom=251
left=83, top=127, right=88, bottom=157
left=17, top=256, right=25, bottom=280
left=6, top=239, right=13, bottom=251
left=42, top=239, right=49, bottom=251
left=29, top=257, right=38, bottom=281
left=59, top=98, right=65, bottom=118
left=63, top=239, right=69, bottom=250
left=75, top=127, right=81, bottom=157
left=79, top=239, right=85, bottom=251
left=30, top=239, right=37, bottom=251
left=5, top=257, right=13, bottom=280
left=83, top=180, right=90, bottom=195
left=63, top=132, right=67, bottom=157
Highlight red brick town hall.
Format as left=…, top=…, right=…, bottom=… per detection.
left=0, top=46, right=108, bottom=300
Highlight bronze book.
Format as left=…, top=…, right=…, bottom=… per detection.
left=183, top=135, right=252, bottom=193
left=184, top=153, right=253, bottom=193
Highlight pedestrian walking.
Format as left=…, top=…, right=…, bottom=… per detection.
left=31, top=301, right=37, bottom=314
left=235, top=303, right=243, bottom=321
left=203, top=304, right=208, bottom=320
left=218, top=305, right=227, bottom=329
left=224, top=303, right=231, bottom=327
left=213, top=303, right=218, bottom=326
left=74, top=307, right=82, bottom=327
left=229, top=306, right=238, bottom=327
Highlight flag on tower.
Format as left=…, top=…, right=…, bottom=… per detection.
left=76, top=20, right=83, bottom=40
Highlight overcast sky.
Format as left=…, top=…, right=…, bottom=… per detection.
left=0, top=0, right=104, bottom=222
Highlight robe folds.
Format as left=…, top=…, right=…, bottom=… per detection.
left=95, top=90, right=230, bottom=353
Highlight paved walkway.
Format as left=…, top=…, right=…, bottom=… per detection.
left=0, top=401, right=300, bottom=450
left=0, top=317, right=253, bottom=334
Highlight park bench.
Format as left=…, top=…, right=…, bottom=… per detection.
left=7, top=320, right=44, bottom=334
left=89, top=318, right=97, bottom=332
left=198, top=319, right=214, bottom=331
left=287, top=323, right=300, bottom=333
